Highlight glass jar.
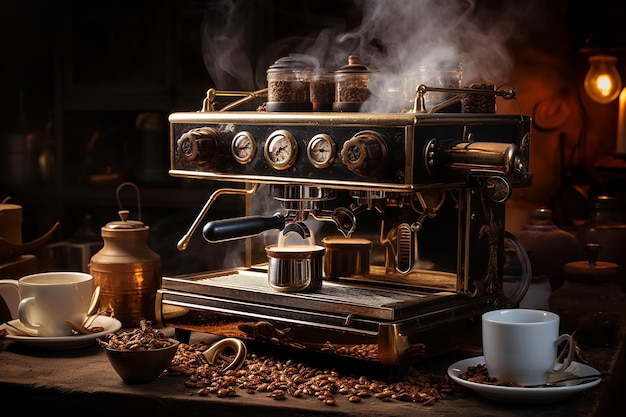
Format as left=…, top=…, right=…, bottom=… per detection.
left=333, top=56, right=369, bottom=112
left=460, top=83, right=496, bottom=113
left=404, top=63, right=462, bottom=112
left=310, top=68, right=334, bottom=112
left=266, top=56, right=312, bottom=112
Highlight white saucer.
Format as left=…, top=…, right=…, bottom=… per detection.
left=447, top=356, right=602, bottom=404
left=1, top=315, right=122, bottom=350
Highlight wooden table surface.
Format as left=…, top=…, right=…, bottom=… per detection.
left=1, top=326, right=624, bottom=417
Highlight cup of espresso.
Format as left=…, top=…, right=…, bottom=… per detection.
left=482, top=309, right=575, bottom=386
left=0, top=272, right=94, bottom=337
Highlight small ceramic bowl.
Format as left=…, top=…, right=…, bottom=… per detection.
left=103, top=338, right=180, bottom=384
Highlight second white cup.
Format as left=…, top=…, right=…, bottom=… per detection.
left=482, top=308, right=575, bottom=386
left=0, top=272, right=94, bottom=337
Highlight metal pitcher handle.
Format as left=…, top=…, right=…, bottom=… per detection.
left=502, top=231, right=532, bottom=308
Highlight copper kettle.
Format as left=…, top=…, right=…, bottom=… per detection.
left=89, top=183, right=161, bottom=327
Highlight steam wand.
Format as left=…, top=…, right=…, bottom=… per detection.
left=177, top=184, right=259, bottom=251
left=412, top=84, right=516, bottom=113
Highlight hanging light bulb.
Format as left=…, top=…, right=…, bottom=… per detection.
left=584, top=55, right=622, bottom=104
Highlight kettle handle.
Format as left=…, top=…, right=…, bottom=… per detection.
left=502, top=231, right=532, bottom=308
left=116, top=182, right=142, bottom=222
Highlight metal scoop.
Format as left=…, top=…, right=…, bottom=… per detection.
left=65, top=286, right=102, bottom=335
left=195, top=338, right=247, bottom=371
left=82, top=285, right=101, bottom=327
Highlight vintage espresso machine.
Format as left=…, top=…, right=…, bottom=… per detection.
left=156, top=68, right=533, bottom=366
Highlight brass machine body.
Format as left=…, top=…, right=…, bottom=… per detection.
left=157, top=90, right=532, bottom=366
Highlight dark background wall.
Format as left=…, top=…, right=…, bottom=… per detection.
left=1, top=0, right=626, bottom=274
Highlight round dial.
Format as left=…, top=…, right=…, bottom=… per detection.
left=264, top=130, right=298, bottom=170
left=307, top=134, right=336, bottom=168
left=177, top=127, right=219, bottom=167
left=231, top=131, right=256, bottom=164
left=340, top=130, right=387, bottom=176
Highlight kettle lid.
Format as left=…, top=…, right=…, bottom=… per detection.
left=103, top=210, right=147, bottom=230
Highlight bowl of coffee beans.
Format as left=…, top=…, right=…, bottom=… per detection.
left=98, top=320, right=179, bottom=384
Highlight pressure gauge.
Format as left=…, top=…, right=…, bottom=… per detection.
left=307, top=134, right=336, bottom=168
left=231, top=131, right=256, bottom=164
left=264, top=130, right=298, bottom=170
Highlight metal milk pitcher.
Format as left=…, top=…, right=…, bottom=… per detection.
left=89, top=184, right=161, bottom=327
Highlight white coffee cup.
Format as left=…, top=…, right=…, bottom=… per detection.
left=482, top=308, right=575, bottom=386
left=0, top=272, right=94, bottom=337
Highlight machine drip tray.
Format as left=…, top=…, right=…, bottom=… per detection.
left=161, top=268, right=458, bottom=321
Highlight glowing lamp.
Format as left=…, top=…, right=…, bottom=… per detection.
left=584, top=55, right=622, bottom=104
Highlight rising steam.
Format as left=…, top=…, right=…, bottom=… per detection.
left=201, top=0, right=540, bottom=112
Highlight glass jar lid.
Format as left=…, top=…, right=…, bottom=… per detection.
left=335, top=55, right=369, bottom=74
left=267, top=56, right=312, bottom=73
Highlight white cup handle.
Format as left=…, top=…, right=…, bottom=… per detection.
left=552, top=333, right=575, bottom=373
left=17, top=296, right=43, bottom=332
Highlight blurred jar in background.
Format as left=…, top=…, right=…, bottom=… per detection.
left=576, top=196, right=626, bottom=289
left=516, top=208, right=585, bottom=291
left=1, top=131, right=39, bottom=185
left=1, top=90, right=42, bottom=185
left=549, top=244, right=625, bottom=346
left=132, top=112, right=169, bottom=185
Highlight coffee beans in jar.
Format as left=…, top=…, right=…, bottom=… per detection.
left=310, top=69, right=335, bottom=111
left=461, top=84, right=496, bottom=113
left=333, top=55, right=370, bottom=112
left=266, top=56, right=313, bottom=112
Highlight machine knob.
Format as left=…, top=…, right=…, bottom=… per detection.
left=177, top=127, right=220, bottom=166
left=340, top=130, right=387, bottom=176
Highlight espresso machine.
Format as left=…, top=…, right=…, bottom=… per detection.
left=156, top=69, right=533, bottom=366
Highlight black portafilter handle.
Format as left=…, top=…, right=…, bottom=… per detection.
left=202, top=213, right=285, bottom=243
